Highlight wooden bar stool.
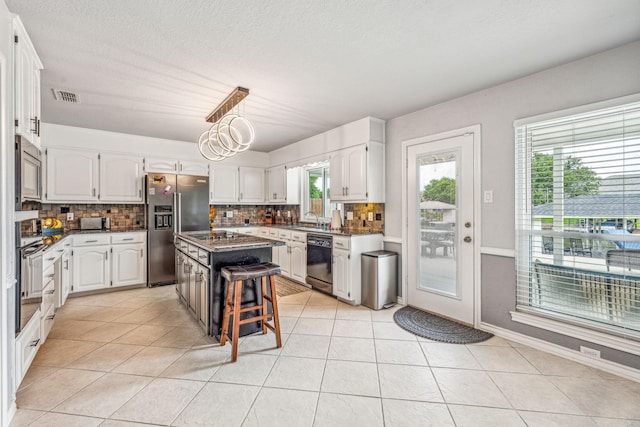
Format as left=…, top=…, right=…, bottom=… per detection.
left=220, top=262, right=282, bottom=362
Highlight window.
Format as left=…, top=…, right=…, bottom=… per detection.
left=515, top=100, right=640, bottom=337
left=303, top=162, right=339, bottom=221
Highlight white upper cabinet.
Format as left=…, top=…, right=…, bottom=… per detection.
left=330, top=142, right=384, bottom=203
left=99, top=153, right=144, bottom=202
left=14, top=17, right=43, bottom=148
left=210, top=164, right=239, bottom=203
left=145, top=157, right=178, bottom=174
left=46, top=148, right=99, bottom=201
left=145, top=158, right=209, bottom=176
left=239, top=167, right=265, bottom=203
left=178, top=160, right=209, bottom=176
left=267, top=165, right=286, bottom=203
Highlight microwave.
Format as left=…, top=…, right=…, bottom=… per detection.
left=15, top=136, right=42, bottom=208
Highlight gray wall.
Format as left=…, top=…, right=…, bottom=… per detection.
left=385, top=41, right=640, bottom=368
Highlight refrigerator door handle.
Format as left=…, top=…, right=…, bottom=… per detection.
left=173, top=192, right=179, bottom=234
left=176, top=193, right=182, bottom=233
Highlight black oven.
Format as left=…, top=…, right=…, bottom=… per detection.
left=16, top=240, right=44, bottom=334
left=306, top=233, right=333, bottom=295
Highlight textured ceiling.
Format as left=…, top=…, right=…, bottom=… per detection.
left=6, top=0, right=640, bottom=152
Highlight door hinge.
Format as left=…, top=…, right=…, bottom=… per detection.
left=14, top=35, right=18, bottom=43
left=45, top=193, right=48, bottom=199
left=110, top=280, right=113, bottom=286
left=45, top=148, right=48, bottom=155
left=366, top=192, right=368, bottom=198
left=348, top=254, right=351, bottom=259
left=14, top=119, right=18, bottom=127
left=98, top=154, right=101, bottom=160
left=366, top=146, right=368, bottom=152
left=110, top=247, right=113, bottom=253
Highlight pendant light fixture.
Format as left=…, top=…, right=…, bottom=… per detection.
left=198, top=87, right=255, bottom=161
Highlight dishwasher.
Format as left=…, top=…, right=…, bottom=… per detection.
left=305, top=233, right=333, bottom=295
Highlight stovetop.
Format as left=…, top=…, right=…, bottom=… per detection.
left=186, top=230, right=254, bottom=242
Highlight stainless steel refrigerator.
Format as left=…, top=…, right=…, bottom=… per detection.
left=146, top=173, right=209, bottom=286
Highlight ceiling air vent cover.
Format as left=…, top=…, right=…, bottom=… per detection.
left=52, top=89, right=80, bottom=103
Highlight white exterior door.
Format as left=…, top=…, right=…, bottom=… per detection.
left=406, top=130, right=477, bottom=325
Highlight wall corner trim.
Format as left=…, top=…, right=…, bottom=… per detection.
left=481, top=321, right=640, bottom=382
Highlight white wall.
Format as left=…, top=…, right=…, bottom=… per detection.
left=386, top=41, right=640, bottom=249
left=41, top=123, right=269, bottom=168
left=0, top=1, right=16, bottom=424
left=385, top=41, right=640, bottom=368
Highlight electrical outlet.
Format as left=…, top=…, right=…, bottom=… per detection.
left=346, top=211, right=354, bottom=220
left=368, top=212, right=373, bottom=221
left=287, top=211, right=291, bottom=218
left=483, top=190, right=494, bottom=203
left=580, top=346, right=601, bottom=358
left=66, top=212, right=74, bottom=220
left=227, top=211, right=233, bottom=218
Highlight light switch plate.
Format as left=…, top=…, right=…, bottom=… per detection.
left=368, top=212, right=373, bottom=221
left=346, top=211, right=354, bottom=220
left=483, top=190, right=494, bottom=203
left=67, top=212, right=74, bottom=220
left=227, top=210, right=233, bottom=218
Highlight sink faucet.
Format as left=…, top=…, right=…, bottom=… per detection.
left=305, top=211, right=320, bottom=228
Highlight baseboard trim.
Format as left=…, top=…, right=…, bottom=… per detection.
left=481, top=322, right=640, bottom=382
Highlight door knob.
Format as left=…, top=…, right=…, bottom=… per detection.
left=464, top=236, right=472, bottom=243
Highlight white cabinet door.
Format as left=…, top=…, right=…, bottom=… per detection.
left=179, top=160, right=209, bottom=176
left=344, top=145, right=368, bottom=200
left=72, top=246, right=109, bottom=292
left=239, top=167, right=265, bottom=203
left=46, top=148, right=99, bottom=201
left=210, top=164, right=239, bottom=203
left=145, top=157, right=178, bottom=173
left=99, top=153, right=144, bottom=202
left=277, top=244, right=291, bottom=278
left=329, top=151, right=347, bottom=201
left=267, top=166, right=286, bottom=203
left=14, top=18, right=42, bottom=147
left=290, top=241, right=306, bottom=283
left=60, top=249, right=71, bottom=307
left=332, top=248, right=350, bottom=300
left=330, top=145, right=367, bottom=202
left=111, top=243, right=145, bottom=287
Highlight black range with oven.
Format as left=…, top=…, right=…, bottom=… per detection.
left=306, top=233, right=333, bottom=295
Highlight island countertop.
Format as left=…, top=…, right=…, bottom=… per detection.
left=177, top=230, right=285, bottom=252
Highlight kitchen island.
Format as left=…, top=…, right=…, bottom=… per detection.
left=174, top=230, right=284, bottom=340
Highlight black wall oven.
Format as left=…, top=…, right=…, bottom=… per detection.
left=16, top=239, right=44, bottom=334
left=306, top=233, right=333, bottom=295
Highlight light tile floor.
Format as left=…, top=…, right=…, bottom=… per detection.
left=11, top=285, right=640, bottom=426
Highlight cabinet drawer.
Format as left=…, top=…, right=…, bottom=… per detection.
left=73, top=234, right=110, bottom=246
left=16, top=314, right=42, bottom=383
left=43, top=249, right=63, bottom=269
left=176, top=238, right=189, bottom=252
left=197, top=248, right=210, bottom=265
left=258, top=228, right=269, bottom=237
left=333, top=237, right=350, bottom=250
left=43, top=265, right=55, bottom=286
left=277, top=230, right=291, bottom=240
left=186, top=244, right=199, bottom=258
left=290, top=231, right=306, bottom=242
left=111, top=232, right=145, bottom=244
left=41, top=302, right=56, bottom=341
left=268, top=229, right=279, bottom=238
left=42, top=282, right=56, bottom=311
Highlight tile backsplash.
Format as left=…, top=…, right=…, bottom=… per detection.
left=211, top=205, right=300, bottom=227
left=23, top=202, right=145, bottom=231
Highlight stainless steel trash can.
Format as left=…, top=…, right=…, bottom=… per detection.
left=361, top=250, right=397, bottom=310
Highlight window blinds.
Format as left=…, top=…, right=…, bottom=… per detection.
left=515, top=101, right=640, bottom=336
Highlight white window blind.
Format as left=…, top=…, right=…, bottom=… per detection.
left=515, top=101, right=640, bottom=337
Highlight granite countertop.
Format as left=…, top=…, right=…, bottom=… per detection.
left=65, top=228, right=146, bottom=234
left=38, top=228, right=146, bottom=251
left=226, top=224, right=382, bottom=237
left=178, top=231, right=285, bottom=253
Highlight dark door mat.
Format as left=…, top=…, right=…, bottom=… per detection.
left=274, top=276, right=310, bottom=297
left=393, top=306, right=494, bottom=344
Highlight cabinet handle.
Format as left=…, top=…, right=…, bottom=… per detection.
left=105, top=251, right=108, bottom=260
left=93, top=188, right=96, bottom=197
left=57, top=249, right=64, bottom=253
left=121, top=238, right=134, bottom=241
left=37, top=117, right=41, bottom=137
left=140, top=249, right=144, bottom=258
left=139, top=189, right=142, bottom=198
left=29, top=338, right=40, bottom=347
left=198, top=255, right=207, bottom=260
left=47, top=257, right=55, bottom=261
left=64, top=260, right=69, bottom=270
left=46, top=289, right=55, bottom=295
left=30, top=117, right=37, bottom=133
left=47, top=314, right=55, bottom=320
left=346, top=187, right=349, bottom=196
left=85, top=240, right=98, bottom=243
left=46, top=274, right=54, bottom=279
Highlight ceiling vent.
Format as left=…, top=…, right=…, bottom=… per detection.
left=52, top=89, right=80, bottom=103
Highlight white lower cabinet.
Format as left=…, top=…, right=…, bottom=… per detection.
left=71, top=232, right=146, bottom=293
left=15, top=313, right=41, bottom=386
left=271, top=230, right=306, bottom=283
left=332, top=234, right=383, bottom=305
left=72, top=246, right=110, bottom=292
left=111, top=243, right=145, bottom=287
